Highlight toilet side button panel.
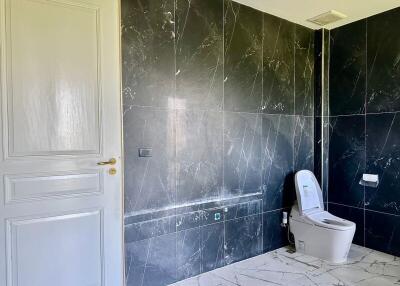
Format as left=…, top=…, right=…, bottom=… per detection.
left=298, top=240, right=305, bottom=251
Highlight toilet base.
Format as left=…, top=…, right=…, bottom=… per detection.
left=290, top=219, right=355, bottom=263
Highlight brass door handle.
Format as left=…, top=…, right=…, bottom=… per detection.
left=97, top=158, right=117, bottom=165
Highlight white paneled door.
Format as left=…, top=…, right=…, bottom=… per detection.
left=0, top=0, right=123, bottom=286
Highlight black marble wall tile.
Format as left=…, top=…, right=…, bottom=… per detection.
left=314, top=116, right=322, bottom=185
left=125, top=216, right=176, bottom=243
left=314, top=30, right=329, bottom=200
left=365, top=210, right=400, bottom=257
left=124, top=106, right=176, bottom=214
left=223, top=112, right=262, bottom=196
left=328, top=203, right=365, bottom=246
left=321, top=117, right=331, bottom=202
left=328, top=116, right=365, bottom=208
left=125, top=233, right=177, bottom=286
left=365, top=113, right=400, bottom=216
left=225, top=214, right=262, bottom=264
left=175, top=0, right=223, bottom=110
left=201, top=222, right=225, bottom=272
left=367, top=8, right=400, bottom=113
left=176, top=211, right=202, bottom=231
left=225, top=200, right=262, bottom=220
left=177, top=227, right=201, bottom=280
left=313, top=30, right=323, bottom=117
left=262, top=209, right=289, bottom=253
left=329, top=20, right=366, bottom=115
left=122, top=0, right=175, bottom=108
left=263, top=15, right=295, bottom=114
left=295, top=26, right=314, bottom=116
left=176, top=110, right=223, bottom=204
left=223, top=0, right=263, bottom=113
left=314, top=120, right=330, bottom=203
left=294, top=116, right=314, bottom=172
left=322, top=29, right=330, bottom=116
left=122, top=0, right=316, bottom=282
left=262, top=115, right=295, bottom=211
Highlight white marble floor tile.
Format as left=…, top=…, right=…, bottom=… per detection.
left=169, top=245, right=400, bottom=286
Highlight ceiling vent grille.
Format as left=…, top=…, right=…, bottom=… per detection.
left=307, top=10, right=347, bottom=26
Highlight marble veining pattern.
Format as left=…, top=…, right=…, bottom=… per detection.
left=323, top=7, right=400, bottom=259
left=223, top=0, right=263, bottom=113
left=263, top=16, right=295, bottom=114
left=175, top=0, right=223, bottom=110
left=122, top=0, right=315, bottom=284
left=367, top=8, right=400, bottom=113
left=169, top=245, right=400, bottom=286
left=261, top=115, right=295, bottom=212
left=176, top=110, right=223, bottom=204
left=328, top=116, right=365, bottom=208
left=366, top=113, right=400, bottom=216
left=294, top=116, right=314, bottom=171
left=329, top=20, right=366, bottom=116
left=121, top=0, right=175, bottom=108
left=294, top=27, right=314, bottom=116
left=223, top=112, right=262, bottom=196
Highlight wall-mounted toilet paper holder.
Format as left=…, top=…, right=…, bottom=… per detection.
left=359, top=174, right=379, bottom=188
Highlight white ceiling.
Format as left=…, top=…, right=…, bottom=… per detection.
left=234, top=0, right=400, bottom=29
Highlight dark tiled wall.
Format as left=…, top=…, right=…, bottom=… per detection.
left=122, top=0, right=315, bottom=285
left=327, top=7, right=400, bottom=257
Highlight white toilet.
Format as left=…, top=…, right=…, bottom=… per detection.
left=289, top=170, right=356, bottom=263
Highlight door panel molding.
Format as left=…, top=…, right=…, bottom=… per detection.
left=1, top=0, right=104, bottom=159
left=4, top=169, right=104, bottom=204
left=6, top=209, right=104, bottom=286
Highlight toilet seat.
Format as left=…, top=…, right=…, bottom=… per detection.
left=290, top=205, right=355, bottom=231
left=307, top=211, right=355, bottom=231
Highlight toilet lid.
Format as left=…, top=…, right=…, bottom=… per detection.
left=295, top=170, right=324, bottom=215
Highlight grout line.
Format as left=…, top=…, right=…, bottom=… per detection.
left=325, top=111, right=400, bottom=117
left=123, top=105, right=400, bottom=117
left=293, top=25, right=296, bottom=172
left=326, top=30, right=330, bottom=209
left=123, top=103, right=318, bottom=116
left=123, top=104, right=317, bottom=117
left=327, top=113, right=367, bottom=117
left=364, top=208, right=400, bottom=217
left=364, top=19, right=367, bottom=247
left=173, top=0, right=178, bottom=280
left=222, top=0, right=226, bottom=265
left=364, top=111, right=400, bottom=115
left=260, top=12, right=264, bottom=254
left=328, top=202, right=364, bottom=210
left=321, top=29, right=328, bottom=209
left=329, top=202, right=400, bottom=218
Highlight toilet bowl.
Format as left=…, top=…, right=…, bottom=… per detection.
left=289, top=170, right=356, bottom=263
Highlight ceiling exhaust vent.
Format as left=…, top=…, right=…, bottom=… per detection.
left=307, top=10, right=347, bottom=26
